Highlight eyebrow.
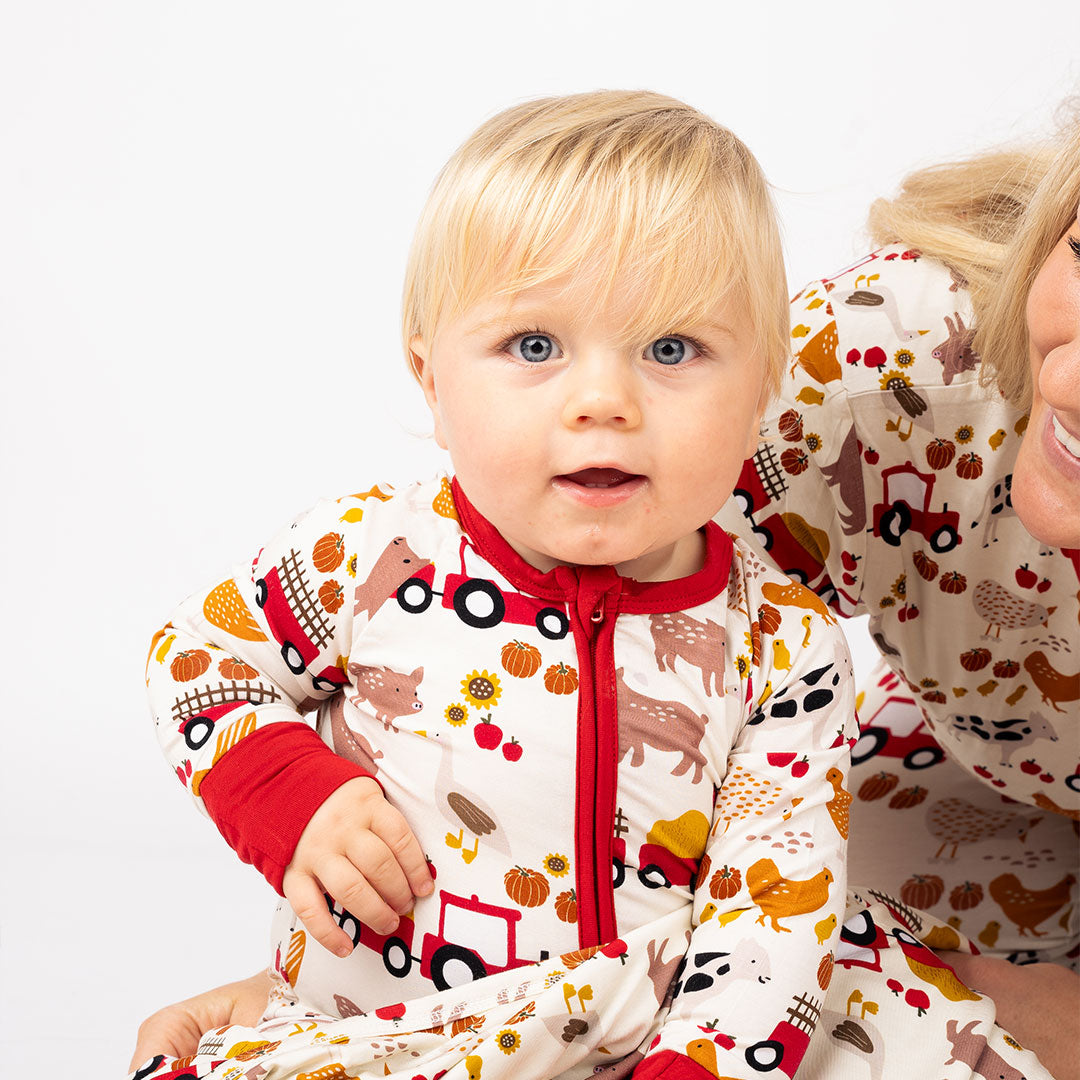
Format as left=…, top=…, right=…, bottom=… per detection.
left=461, top=313, right=739, bottom=340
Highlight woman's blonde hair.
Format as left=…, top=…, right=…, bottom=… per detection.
left=402, top=90, right=788, bottom=397
left=868, top=111, right=1080, bottom=408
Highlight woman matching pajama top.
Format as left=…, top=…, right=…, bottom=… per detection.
left=144, top=476, right=858, bottom=1080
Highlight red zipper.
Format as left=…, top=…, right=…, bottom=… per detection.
left=563, top=567, right=621, bottom=948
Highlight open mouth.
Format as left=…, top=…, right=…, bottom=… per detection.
left=558, top=467, right=642, bottom=488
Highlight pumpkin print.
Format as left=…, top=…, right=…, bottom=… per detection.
left=960, top=647, right=991, bottom=672
left=757, top=603, right=782, bottom=636
left=219, top=656, right=258, bottom=681
left=940, top=571, right=968, bottom=595
left=504, top=866, right=550, bottom=908
left=501, top=640, right=542, bottom=679
left=950, top=881, right=984, bottom=911
left=900, top=873, right=945, bottom=909
left=888, top=785, right=928, bottom=809
left=925, top=437, right=956, bottom=470
left=171, top=649, right=211, bottom=683
left=709, top=864, right=742, bottom=900
left=544, top=662, right=579, bottom=695
left=780, top=448, right=809, bottom=475
left=451, top=1015, right=485, bottom=1037
left=778, top=408, right=804, bottom=441
left=956, top=452, right=984, bottom=480
left=559, top=945, right=601, bottom=970
left=312, top=532, right=344, bottom=573
left=695, top=852, right=712, bottom=892
left=318, top=579, right=344, bottom=614
left=992, top=659, right=1020, bottom=679
left=555, top=889, right=578, bottom=924
left=912, top=550, right=939, bottom=582
left=817, top=951, right=834, bottom=991
left=857, top=771, right=899, bottom=801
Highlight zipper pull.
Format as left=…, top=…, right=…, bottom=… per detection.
left=591, top=596, right=605, bottom=624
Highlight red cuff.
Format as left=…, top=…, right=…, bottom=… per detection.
left=632, top=1050, right=717, bottom=1080
left=199, top=722, right=372, bottom=894
left=630, top=1049, right=717, bottom=1075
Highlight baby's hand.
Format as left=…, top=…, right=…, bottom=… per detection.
left=282, top=777, right=434, bottom=958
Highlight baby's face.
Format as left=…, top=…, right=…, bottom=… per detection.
left=412, top=272, right=767, bottom=581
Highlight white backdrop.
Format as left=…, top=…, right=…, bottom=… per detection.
left=2, top=2, right=1077, bottom=1074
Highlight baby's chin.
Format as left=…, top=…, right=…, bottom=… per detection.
left=516, top=530, right=703, bottom=583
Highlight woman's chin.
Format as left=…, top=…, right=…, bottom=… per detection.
left=1012, top=433, right=1080, bottom=549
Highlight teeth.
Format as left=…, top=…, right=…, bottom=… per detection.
left=1052, top=415, right=1080, bottom=458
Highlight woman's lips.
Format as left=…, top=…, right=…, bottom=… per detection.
left=1051, top=414, right=1080, bottom=459
left=552, top=468, right=646, bottom=506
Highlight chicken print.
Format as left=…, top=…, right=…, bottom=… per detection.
left=825, top=768, right=852, bottom=838
left=988, top=871, right=1078, bottom=938
left=971, top=579, right=1053, bottom=638
left=1023, top=650, right=1080, bottom=714
left=925, top=797, right=1042, bottom=860
left=747, top=858, right=833, bottom=932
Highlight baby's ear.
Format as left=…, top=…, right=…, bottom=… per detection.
left=410, top=335, right=447, bottom=450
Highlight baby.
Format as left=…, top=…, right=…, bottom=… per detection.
left=144, top=91, right=857, bottom=1080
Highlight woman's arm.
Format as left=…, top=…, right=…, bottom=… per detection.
left=129, top=971, right=272, bottom=1072
left=943, top=953, right=1080, bottom=1080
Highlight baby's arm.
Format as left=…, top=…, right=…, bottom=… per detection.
left=146, top=492, right=432, bottom=955
left=634, top=591, right=857, bottom=1079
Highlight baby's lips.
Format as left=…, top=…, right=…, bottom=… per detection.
left=559, top=467, right=639, bottom=486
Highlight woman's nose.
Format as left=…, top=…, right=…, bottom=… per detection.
left=559, top=353, right=642, bottom=429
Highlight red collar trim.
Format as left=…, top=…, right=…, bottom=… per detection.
left=450, top=477, right=733, bottom=613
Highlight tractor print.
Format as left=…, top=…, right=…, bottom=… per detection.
left=395, top=536, right=570, bottom=640
left=255, top=549, right=348, bottom=693
left=328, top=889, right=539, bottom=991
left=871, top=464, right=961, bottom=553
left=743, top=993, right=822, bottom=1077
left=851, top=669, right=946, bottom=771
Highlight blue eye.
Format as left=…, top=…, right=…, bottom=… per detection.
left=648, top=337, right=697, bottom=365
left=511, top=334, right=557, bottom=363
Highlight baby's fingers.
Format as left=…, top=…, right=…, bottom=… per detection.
left=369, top=800, right=435, bottom=900
left=282, top=869, right=359, bottom=958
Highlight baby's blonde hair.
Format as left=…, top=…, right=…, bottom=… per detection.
left=402, top=90, right=788, bottom=397
left=868, top=110, right=1080, bottom=409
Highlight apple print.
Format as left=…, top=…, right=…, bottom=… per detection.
left=1015, top=564, right=1037, bottom=589
left=474, top=715, right=503, bottom=750
left=1036, top=578, right=1051, bottom=594
left=864, top=346, right=887, bottom=368
left=1039, top=772, right=1054, bottom=783
left=1019, top=759, right=1040, bottom=775
left=846, top=348, right=862, bottom=366
left=864, top=447, right=880, bottom=465
left=375, top=1002, right=406, bottom=1022
left=791, top=756, right=810, bottom=779
left=973, top=765, right=993, bottom=779
left=600, top=938, right=628, bottom=962
left=502, top=737, right=523, bottom=762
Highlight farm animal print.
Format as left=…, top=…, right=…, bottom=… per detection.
left=717, top=245, right=1078, bottom=817
left=145, top=475, right=858, bottom=1079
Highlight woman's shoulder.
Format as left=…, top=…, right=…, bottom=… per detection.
left=790, top=244, right=984, bottom=400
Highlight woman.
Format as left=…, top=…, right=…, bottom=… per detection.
left=131, top=124, right=1079, bottom=1078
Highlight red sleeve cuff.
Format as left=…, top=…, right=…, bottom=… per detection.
left=199, top=722, right=373, bottom=894
left=632, top=1050, right=718, bottom=1080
